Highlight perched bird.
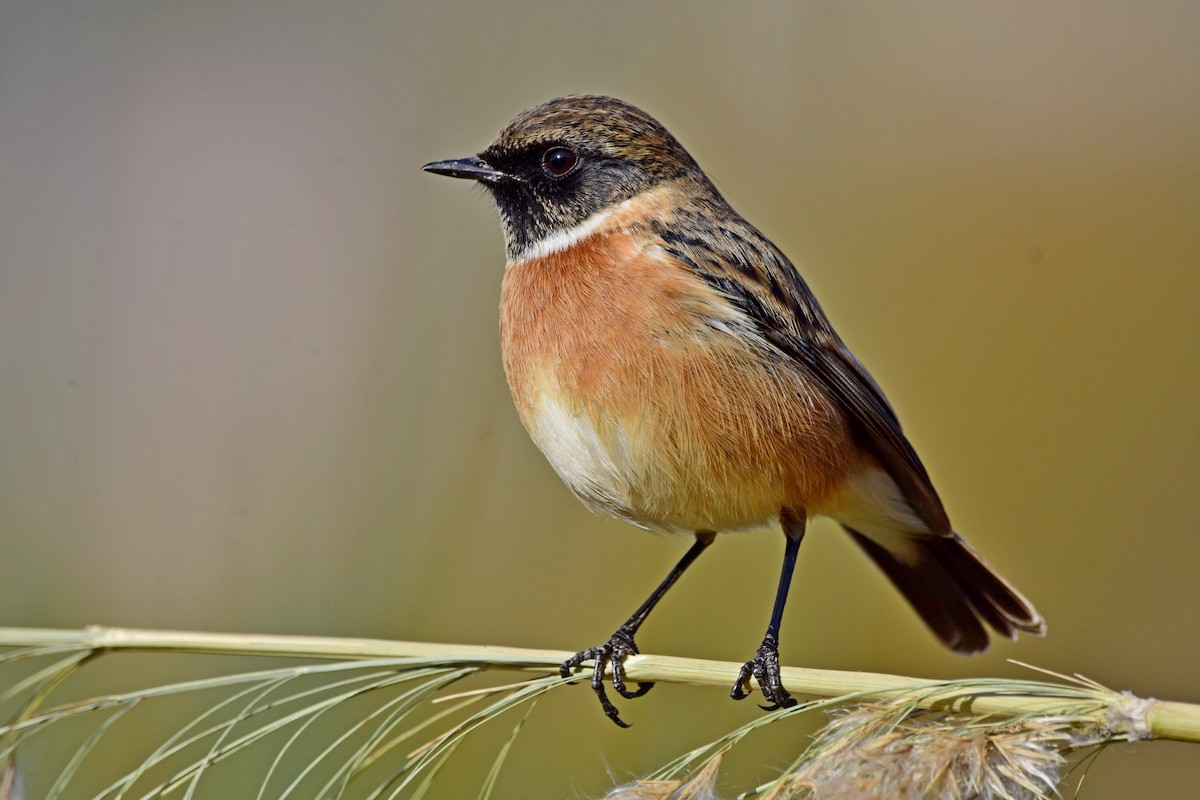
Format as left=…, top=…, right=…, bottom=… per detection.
left=422, top=95, right=1045, bottom=726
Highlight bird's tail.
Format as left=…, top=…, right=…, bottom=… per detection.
left=845, top=527, right=1046, bottom=654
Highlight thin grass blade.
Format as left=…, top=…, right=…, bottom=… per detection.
left=405, top=738, right=463, bottom=800
left=276, top=668, right=465, bottom=800
left=182, top=674, right=292, bottom=799
left=477, top=695, right=539, bottom=800
left=314, top=668, right=475, bottom=800
left=45, top=700, right=139, bottom=800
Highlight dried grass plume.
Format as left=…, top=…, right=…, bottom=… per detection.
left=605, top=698, right=1108, bottom=800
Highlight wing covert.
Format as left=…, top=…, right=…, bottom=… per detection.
left=652, top=210, right=952, bottom=536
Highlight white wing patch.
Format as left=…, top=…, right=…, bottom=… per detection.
left=820, top=466, right=930, bottom=563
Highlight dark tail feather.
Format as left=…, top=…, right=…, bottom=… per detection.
left=845, top=528, right=1046, bottom=654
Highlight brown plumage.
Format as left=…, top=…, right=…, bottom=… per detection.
left=423, top=95, right=1045, bottom=726
left=500, top=215, right=855, bottom=533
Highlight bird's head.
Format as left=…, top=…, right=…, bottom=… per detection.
left=423, top=95, right=715, bottom=261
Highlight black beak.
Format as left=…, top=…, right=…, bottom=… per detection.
left=421, top=156, right=513, bottom=184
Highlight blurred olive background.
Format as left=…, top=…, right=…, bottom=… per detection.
left=1, top=1, right=1198, bottom=797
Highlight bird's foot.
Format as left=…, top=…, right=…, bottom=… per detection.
left=559, top=625, right=654, bottom=728
left=730, top=633, right=797, bottom=711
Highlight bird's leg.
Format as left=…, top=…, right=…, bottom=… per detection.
left=732, top=508, right=805, bottom=711
left=561, top=530, right=715, bottom=727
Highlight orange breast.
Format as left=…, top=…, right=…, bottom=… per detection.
left=499, top=230, right=856, bottom=533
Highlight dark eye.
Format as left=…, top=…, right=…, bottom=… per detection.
left=542, top=147, right=578, bottom=176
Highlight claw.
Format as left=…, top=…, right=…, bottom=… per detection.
left=731, top=659, right=755, bottom=700
left=558, top=646, right=599, bottom=680
left=560, top=626, right=655, bottom=727
left=729, top=634, right=797, bottom=711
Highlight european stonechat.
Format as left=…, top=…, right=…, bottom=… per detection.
left=423, top=95, right=1045, bottom=726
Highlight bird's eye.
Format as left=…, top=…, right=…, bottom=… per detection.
left=542, top=147, right=578, bottom=176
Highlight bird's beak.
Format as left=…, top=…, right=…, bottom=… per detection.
left=421, top=156, right=513, bottom=184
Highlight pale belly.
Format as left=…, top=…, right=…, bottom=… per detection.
left=515, top=351, right=855, bottom=534
left=499, top=230, right=857, bottom=534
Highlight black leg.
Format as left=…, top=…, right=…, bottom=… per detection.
left=561, top=531, right=716, bottom=727
left=731, top=508, right=806, bottom=710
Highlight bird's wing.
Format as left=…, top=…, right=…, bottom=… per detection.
left=800, top=336, right=951, bottom=535
left=653, top=210, right=952, bottom=536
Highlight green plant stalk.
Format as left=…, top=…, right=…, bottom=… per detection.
left=2, top=626, right=1196, bottom=744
